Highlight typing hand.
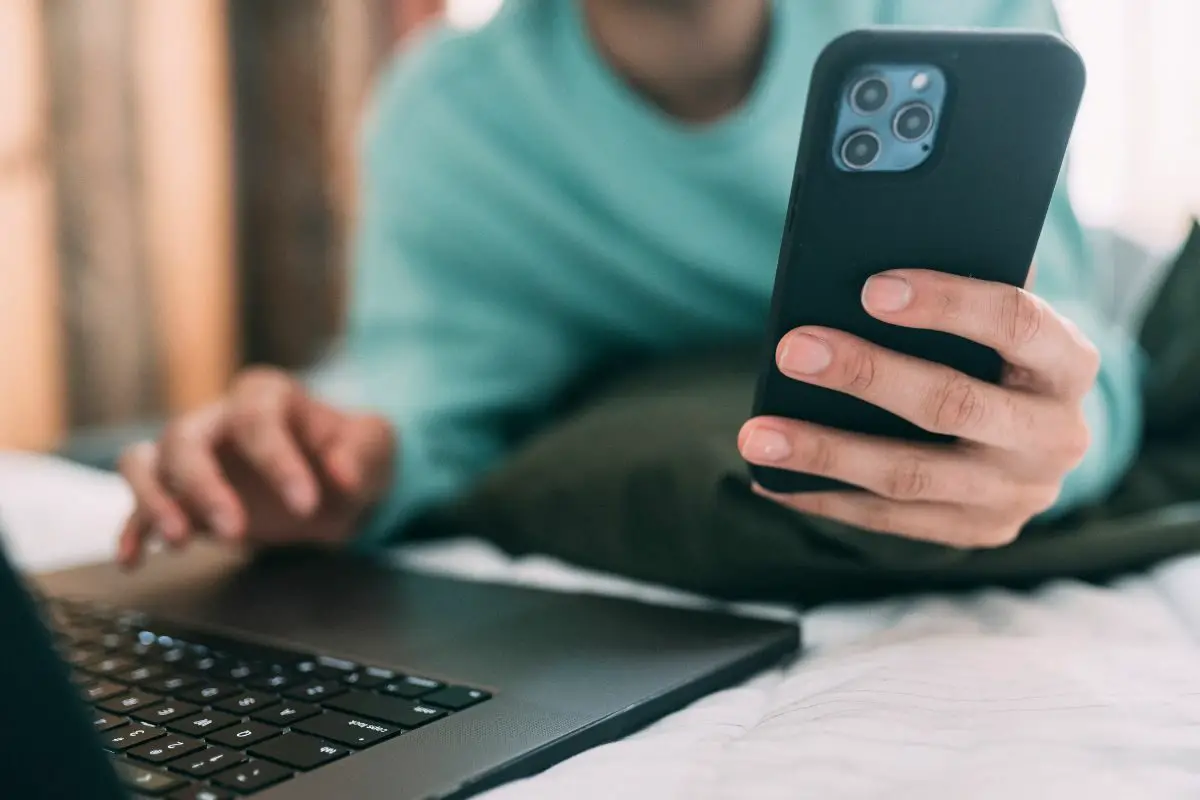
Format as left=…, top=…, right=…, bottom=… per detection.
left=116, top=367, right=395, bottom=566
left=739, top=268, right=1097, bottom=548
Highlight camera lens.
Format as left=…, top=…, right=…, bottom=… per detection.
left=850, top=76, right=890, bottom=114
left=893, top=102, right=935, bottom=142
left=840, top=130, right=882, bottom=170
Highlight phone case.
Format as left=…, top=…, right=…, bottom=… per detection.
left=750, top=28, right=1086, bottom=494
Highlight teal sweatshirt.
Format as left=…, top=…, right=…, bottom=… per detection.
left=343, top=0, right=1143, bottom=545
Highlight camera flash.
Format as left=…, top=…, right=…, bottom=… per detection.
left=911, top=72, right=930, bottom=92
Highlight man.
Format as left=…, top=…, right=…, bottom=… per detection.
left=115, top=0, right=1141, bottom=593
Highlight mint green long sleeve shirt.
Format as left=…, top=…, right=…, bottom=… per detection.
left=347, top=0, right=1143, bottom=545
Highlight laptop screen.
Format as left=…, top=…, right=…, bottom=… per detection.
left=0, top=533, right=127, bottom=799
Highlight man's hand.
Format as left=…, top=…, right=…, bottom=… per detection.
left=738, top=269, right=1099, bottom=549
left=116, top=367, right=396, bottom=567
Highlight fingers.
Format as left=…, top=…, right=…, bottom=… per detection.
left=119, top=442, right=189, bottom=540
left=293, top=396, right=393, bottom=497
left=116, top=510, right=151, bottom=568
left=294, top=396, right=354, bottom=490
left=117, top=442, right=190, bottom=567
left=224, top=368, right=321, bottom=516
left=326, top=413, right=396, bottom=497
left=754, top=487, right=1023, bottom=550
left=775, top=328, right=1064, bottom=449
left=157, top=405, right=246, bottom=539
left=739, top=417, right=1043, bottom=508
left=860, top=269, right=1099, bottom=398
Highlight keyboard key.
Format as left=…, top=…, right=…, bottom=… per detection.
left=248, top=733, right=348, bottom=771
left=168, top=787, right=232, bottom=800
left=379, top=675, right=442, bottom=699
left=132, top=701, right=201, bottom=725
left=422, top=686, right=491, bottom=711
left=213, top=691, right=279, bottom=715
left=316, top=655, right=358, bottom=672
left=168, top=746, right=245, bottom=778
left=207, top=721, right=282, bottom=748
left=340, top=665, right=396, bottom=689
left=102, top=723, right=167, bottom=751
left=119, top=664, right=167, bottom=684
left=326, top=691, right=447, bottom=728
left=160, top=648, right=188, bottom=665
left=364, top=666, right=397, bottom=680
left=251, top=701, right=320, bottom=726
left=82, top=680, right=127, bottom=702
left=111, top=759, right=185, bottom=795
left=211, top=760, right=292, bottom=793
left=98, top=631, right=137, bottom=651
left=185, top=655, right=220, bottom=674
left=84, top=654, right=136, bottom=677
left=245, top=672, right=294, bottom=691
left=92, top=711, right=128, bottom=732
left=222, top=663, right=257, bottom=682
left=283, top=680, right=344, bottom=702
left=65, top=648, right=103, bottom=668
left=294, top=712, right=400, bottom=747
left=178, top=681, right=238, bottom=705
left=143, top=673, right=201, bottom=695
left=292, top=660, right=319, bottom=676
left=98, top=690, right=165, bottom=714
left=166, top=711, right=239, bottom=737
left=128, top=734, right=205, bottom=763
left=340, top=671, right=383, bottom=689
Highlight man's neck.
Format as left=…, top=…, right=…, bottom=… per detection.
left=582, top=0, right=771, bottom=123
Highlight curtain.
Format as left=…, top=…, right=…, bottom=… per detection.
left=1057, top=0, right=1200, bottom=255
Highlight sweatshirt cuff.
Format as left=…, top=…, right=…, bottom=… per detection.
left=1042, top=304, right=1145, bottom=517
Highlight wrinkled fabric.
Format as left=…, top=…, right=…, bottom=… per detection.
left=418, top=225, right=1200, bottom=606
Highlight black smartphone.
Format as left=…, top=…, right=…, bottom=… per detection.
left=750, top=28, right=1086, bottom=494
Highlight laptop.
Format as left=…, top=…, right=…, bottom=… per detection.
left=2, top=532, right=799, bottom=799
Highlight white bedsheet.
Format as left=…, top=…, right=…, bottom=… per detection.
left=3, top=451, right=1200, bottom=799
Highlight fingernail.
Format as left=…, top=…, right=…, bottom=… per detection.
left=155, top=527, right=181, bottom=550
left=285, top=483, right=317, bottom=515
left=780, top=333, right=832, bottom=375
left=330, top=451, right=360, bottom=489
left=742, top=427, right=793, bottom=463
left=211, top=510, right=238, bottom=539
left=159, top=518, right=184, bottom=542
left=863, top=274, right=913, bottom=312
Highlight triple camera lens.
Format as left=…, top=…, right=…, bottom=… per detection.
left=841, top=76, right=936, bottom=170
left=841, top=130, right=882, bottom=170
left=892, top=102, right=935, bottom=142
left=850, top=76, right=890, bottom=114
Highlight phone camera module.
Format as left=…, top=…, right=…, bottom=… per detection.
left=893, top=102, right=935, bottom=142
left=840, top=130, right=882, bottom=170
left=850, top=76, right=890, bottom=115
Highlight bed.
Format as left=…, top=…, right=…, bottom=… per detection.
left=3, top=450, right=1199, bottom=798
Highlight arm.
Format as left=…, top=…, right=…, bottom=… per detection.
left=1029, top=183, right=1144, bottom=514
left=333, top=46, right=584, bottom=547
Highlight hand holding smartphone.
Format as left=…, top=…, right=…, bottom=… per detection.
left=742, top=29, right=1097, bottom=547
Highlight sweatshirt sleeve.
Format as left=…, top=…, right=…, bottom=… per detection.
left=335, top=40, right=584, bottom=548
left=1029, top=181, right=1144, bottom=515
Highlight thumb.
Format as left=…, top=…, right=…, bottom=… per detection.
left=327, top=413, right=397, bottom=500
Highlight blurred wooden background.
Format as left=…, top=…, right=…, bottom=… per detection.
left=0, top=0, right=446, bottom=450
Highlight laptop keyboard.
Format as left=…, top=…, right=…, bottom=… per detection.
left=40, top=596, right=492, bottom=798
